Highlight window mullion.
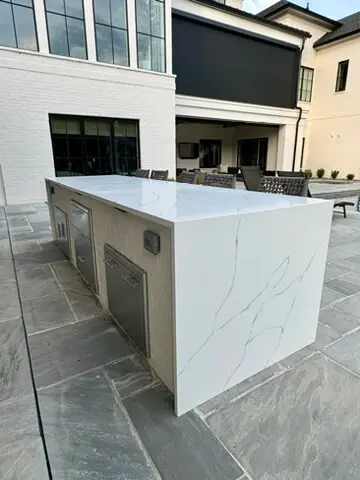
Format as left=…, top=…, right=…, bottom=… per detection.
left=65, top=15, right=70, bottom=56
left=10, top=2, right=19, bottom=48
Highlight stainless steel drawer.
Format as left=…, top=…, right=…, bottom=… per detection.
left=54, top=206, right=70, bottom=258
left=71, top=202, right=91, bottom=238
left=105, top=245, right=149, bottom=357
left=74, top=227, right=97, bottom=292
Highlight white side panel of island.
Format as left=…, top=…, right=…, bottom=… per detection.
left=173, top=201, right=332, bottom=415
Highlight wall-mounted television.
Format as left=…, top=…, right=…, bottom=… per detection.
left=178, top=143, right=199, bottom=159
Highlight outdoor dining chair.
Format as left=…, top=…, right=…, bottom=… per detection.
left=240, top=166, right=262, bottom=191
left=134, top=169, right=150, bottom=178
left=150, top=170, right=169, bottom=180
left=260, top=176, right=309, bottom=197
left=178, top=171, right=198, bottom=184
left=203, top=173, right=236, bottom=189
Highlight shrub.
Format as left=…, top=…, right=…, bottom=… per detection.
left=304, top=169, right=313, bottom=179
left=347, top=173, right=355, bottom=181
left=331, top=170, right=340, bottom=179
left=316, top=168, right=325, bottom=179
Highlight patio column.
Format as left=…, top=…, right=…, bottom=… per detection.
left=277, top=123, right=305, bottom=172
left=277, top=124, right=296, bottom=171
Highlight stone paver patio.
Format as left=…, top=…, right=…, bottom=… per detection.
left=2, top=199, right=360, bottom=479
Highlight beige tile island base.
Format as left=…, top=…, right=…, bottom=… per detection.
left=45, top=175, right=332, bottom=416
left=46, top=179, right=174, bottom=394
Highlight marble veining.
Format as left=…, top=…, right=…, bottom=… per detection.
left=181, top=240, right=324, bottom=389
left=46, top=175, right=328, bottom=225
left=174, top=201, right=332, bottom=414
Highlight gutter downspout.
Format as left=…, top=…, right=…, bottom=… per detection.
left=292, top=36, right=306, bottom=171
left=292, top=106, right=303, bottom=171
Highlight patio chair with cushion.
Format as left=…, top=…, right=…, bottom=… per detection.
left=203, top=173, right=236, bottom=189
left=150, top=170, right=169, bottom=181
left=178, top=171, right=198, bottom=184
left=134, top=169, right=150, bottom=178
left=240, top=166, right=262, bottom=192
left=260, top=176, right=309, bottom=197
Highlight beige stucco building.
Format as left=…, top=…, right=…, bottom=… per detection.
left=260, top=0, right=360, bottom=179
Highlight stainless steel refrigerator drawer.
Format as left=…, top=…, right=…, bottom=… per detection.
left=74, top=227, right=97, bottom=292
left=104, top=245, right=149, bottom=357
left=54, top=206, right=70, bottom=258
left=71, top=202, right=91, bottom=238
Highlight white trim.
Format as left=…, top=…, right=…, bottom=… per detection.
left=176, top=95, right=308, bottom=126
left=165, top=0, right=173, bottom=74
left=83, top=0, right=97, bottom=62
left=33, top=0, right=49, bottom=53
left=172, top=0, right=304, bottom=48
left=0, top=46, right=175, bottom=82
left=127, top=0, right=138, bottom=68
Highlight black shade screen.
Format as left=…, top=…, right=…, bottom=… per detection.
left=172, top=12, right=300, bottom=109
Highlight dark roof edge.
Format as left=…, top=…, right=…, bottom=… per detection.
left=314, top=27, right=360, bottom=47
left=186, top=0, right=311, bottom=38
left=259, top=2, right=341, bottom=28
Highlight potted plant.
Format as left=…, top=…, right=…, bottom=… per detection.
left=316, top=168, right=325, bottom=179
left=304, top=169, right=313, bottom=179
left=331, top=170, right=340, bottom=179
left=347, top=173, right=355, bottom=181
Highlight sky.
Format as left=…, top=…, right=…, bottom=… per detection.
left=243, top=0, right=360, bottom=20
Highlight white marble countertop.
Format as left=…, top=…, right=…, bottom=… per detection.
left=46, top=175, right=327, bottom=225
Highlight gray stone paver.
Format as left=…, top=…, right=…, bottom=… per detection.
left=1, top=201, right=360, bottom=479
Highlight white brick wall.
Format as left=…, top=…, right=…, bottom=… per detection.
left=0, top=48, right=176, bottom=205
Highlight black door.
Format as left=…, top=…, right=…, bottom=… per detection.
left=238, top=138, right=268, bottom=170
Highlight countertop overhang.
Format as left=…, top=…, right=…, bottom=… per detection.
left=46, top=175, right=328, bottom=226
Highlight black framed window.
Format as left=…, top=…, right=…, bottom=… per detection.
left=0, top=0, right=38, bottom=51
left=335, top=60, right=349, bottom=92
left=298, top=66, right=314, bottom=102
left=93, top=0, right=129, bottom=66
left=50, top=115, right=140, bottom=177
left=199, top=140, right=221, bottom=168
left=238, top=138, right=268, bottom=170
left=45, top=0, right=87, bottom=59
left=136, top=0, right=165, bottom=72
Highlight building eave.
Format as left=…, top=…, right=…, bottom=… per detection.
left=186, top=0, right=311, bottom=38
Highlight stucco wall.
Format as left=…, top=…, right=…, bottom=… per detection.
left=176, top=123, right=279, bottom=170
left=273, top=11, right=331, bottom=69
left=305, top=36, right=360, bottom=178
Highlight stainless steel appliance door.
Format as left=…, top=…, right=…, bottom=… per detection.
left=73, top=227, right=97, bottom=291
left=54, top=206, right=70, bottom=258
left=105, top=245, right=149, bottom=357
left=71, top=202, right=91, bottom=238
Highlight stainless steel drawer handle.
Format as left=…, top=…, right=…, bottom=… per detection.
left=122, top=274, right=140, bottom=288
left=77, top=256, right=87, bottom=263
left=105, top=259, right=119, bottom=268
left=57, top=224, right=62, bottom=239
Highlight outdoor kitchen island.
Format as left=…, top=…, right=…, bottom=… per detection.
left=45, top=175, right=333, bottom=416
